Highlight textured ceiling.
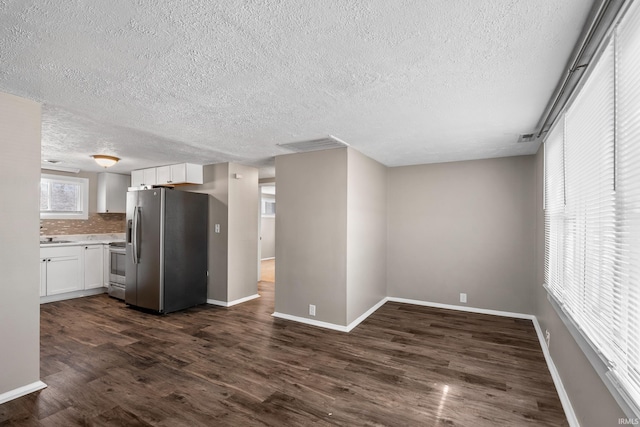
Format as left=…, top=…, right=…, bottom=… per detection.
left=0, top=0, right=594, bottom=177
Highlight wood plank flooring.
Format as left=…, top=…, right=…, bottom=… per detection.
left=0, top=281, right=567, bottom=426
left=260, top=259, right=275, bottom=283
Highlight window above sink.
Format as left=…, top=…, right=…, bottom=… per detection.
left=40, top=174, right=88, bottom=220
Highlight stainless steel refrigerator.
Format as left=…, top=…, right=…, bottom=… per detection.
left=125, top=187, right=208, bottom=313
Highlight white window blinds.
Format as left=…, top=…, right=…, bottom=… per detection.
left=563, top=38, right=616, bottom=358
left=544, top=117, right=565, bottom=299
left=612, top=0, right=640, bottom=407
left=544, top=0, right=640, bottom=412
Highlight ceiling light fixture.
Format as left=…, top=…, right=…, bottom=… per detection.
left=92, top=154, right=120, bottom=168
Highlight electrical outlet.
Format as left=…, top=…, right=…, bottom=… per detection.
left=309, top=304, right=316, bottom=316
left=460, top=293, right=467, bottom=303
left=214, top=224, right=220, bottom=233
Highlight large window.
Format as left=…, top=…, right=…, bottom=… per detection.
left=544, top=1, right=640, bottom=415
left=40, top=174, right=89, bottom=220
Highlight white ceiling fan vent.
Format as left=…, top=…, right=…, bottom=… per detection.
left=277, top=135, right=350, bottom=153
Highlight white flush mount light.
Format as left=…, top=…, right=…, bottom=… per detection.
left=92, top=154, right=120, bottom=168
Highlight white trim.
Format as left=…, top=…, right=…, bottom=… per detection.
left=386, top=297, right=535, bottom=320
left=271, top=312, right=350, bottom=332
left=40, top=287, right=106, bottom=304
left=207, top=293, right=260, bottom=307
left=260, top=257, right=275, bottom=261
left=272, top=297, right=387, bottom=333
left=0, top=381, right=47, bottom=405
left=531, top=317, right=580, bottom=427
left=345, top=297, right=388, bottom=332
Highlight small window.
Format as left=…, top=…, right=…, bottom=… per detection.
left=261, top=198, right=275, bottom=217
left=40, top=174, right=89, bottom=220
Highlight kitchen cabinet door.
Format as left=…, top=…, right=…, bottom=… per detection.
left=156, top=164, right=189, bottom=184
left=83, top=245, right=104, bottom=290
left=46, top=255, right=82, bottom=295
left=131, top=169, right=144, bottom=187
left=103, top=245, right=110, bottom=286
left=156, top=165, right=172, bottom=185
left=170, top=163, right=187, bottom=183
left=143, top=168, right=157, bottom=186
left=40, top=258, right=47, bottom=297
left=97, top=173, right=129, bottom=213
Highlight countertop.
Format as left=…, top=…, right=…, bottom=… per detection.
left=40, top=233, right=126, bottom=248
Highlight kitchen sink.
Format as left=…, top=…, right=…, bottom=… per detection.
left=40, top=240, right=73, bottom=244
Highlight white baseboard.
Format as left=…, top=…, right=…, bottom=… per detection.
left=272, top=297, right=388, bottom=333
left=207, top=293, right=260, bottom=307
left=386, top=296, right=536, bottom=320
left=272, top=312, right=350, bottom=332
left=0, top=380, right=47, bottom=405
left=345, top=297, right=388, bottom=332
left=40, top=287, right=107, bottom=304
left=260, top=257, right=275, bottom=261
left=531, top=318, right=580, bottom=427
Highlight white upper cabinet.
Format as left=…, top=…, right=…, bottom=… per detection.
left=132, top=163, right=203, bottom=186
left=143, top=168, right=157, bottom=186
left=155, top=165, right=172, bottom=184
left=97, top=172, right=129, bottom=213
left=130, top=167, right=158, bottom=187
left=131, top=169, right=144, bottom=187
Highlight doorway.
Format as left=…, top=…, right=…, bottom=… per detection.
left=259, top=184, right=275, bottom=283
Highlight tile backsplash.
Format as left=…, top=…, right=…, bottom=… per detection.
left=40, top=213, right=126, bottom=236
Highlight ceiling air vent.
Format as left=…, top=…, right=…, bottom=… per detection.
left=277, top=135, right=349, bottom=153
left=517, top=133, right=536, bottom=143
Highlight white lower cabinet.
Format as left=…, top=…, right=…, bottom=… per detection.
left=40, top=258, right=47, bottom=297
left=83, top=244, right=104, bottom=290
left=41, top=246, right=82, bottom=295
left=103, top=244, right=110, bottom=286
left=40, top=243, right=109, bottom=300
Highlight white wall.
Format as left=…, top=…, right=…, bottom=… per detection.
left=275, top=148, right=348, bottom=325
left=0, top=92, right=42, bottom=398
left=275, top=147, right=388, bottom=327
left=227, top=163, right=259, bottom=302
left=387, top=156, right=536, bottom=314
left=346, top=148, right=387, bottom=324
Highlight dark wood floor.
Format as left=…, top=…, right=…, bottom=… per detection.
left=1, top=280, right=567, bottom=426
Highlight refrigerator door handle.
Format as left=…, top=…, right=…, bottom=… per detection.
left=133, top=206, right=140, bottom=264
